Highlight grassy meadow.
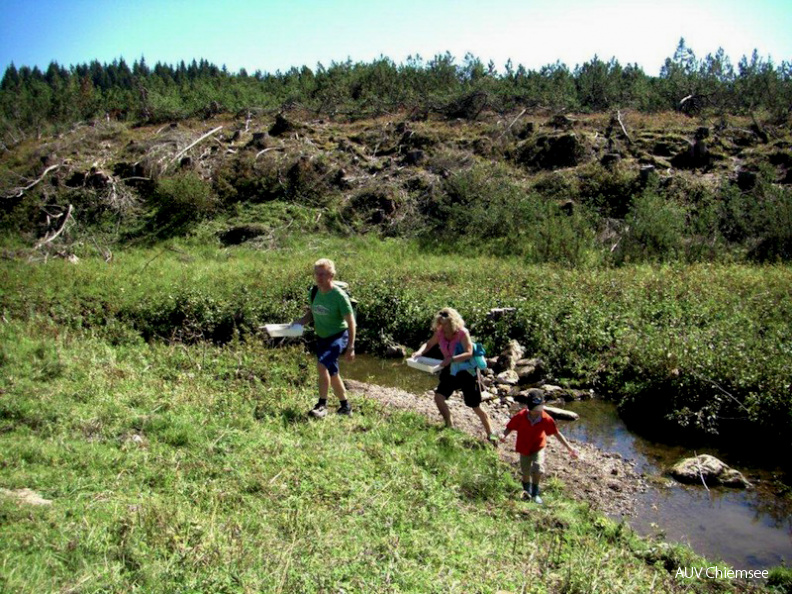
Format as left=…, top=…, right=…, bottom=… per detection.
left=3, top=232, right=791, bottom=449
left=2, top=233, right=791, bottom=592
left=0, top=318, right=756, bottom=593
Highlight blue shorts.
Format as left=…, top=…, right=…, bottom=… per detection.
left=315, top=330, right=349, bottom=377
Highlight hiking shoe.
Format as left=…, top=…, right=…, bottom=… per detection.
left=337, top=404, right=352, bottom=416
left=309, top=403, right=328, bottom=418
left=533, top=495, right=543, bottom=505
left=520, top=491, right=532, bottom=501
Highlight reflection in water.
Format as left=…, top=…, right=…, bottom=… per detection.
left=552, top=399, right=791, bottom=571
left=345, top=355, right=792, bottom=571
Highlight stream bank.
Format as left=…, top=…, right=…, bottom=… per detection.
left=342, top=354, right=792, bottom=572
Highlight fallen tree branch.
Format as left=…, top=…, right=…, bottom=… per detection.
left=255, top=147, right=284, bottom=159
left=34, top=204, right=73, bottom=249
left=689, top=371, right=752, bottom=414
left=498, top=108, right=527, bottom=140
left=693, top=451, right=710, bottom=493
left=616, top=110, right=632, bottom=144
left=170, top=126, right=223, bottom=165
left=4, top=164, right=61, bottom=199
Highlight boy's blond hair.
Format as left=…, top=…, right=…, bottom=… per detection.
left=314, top=258, right=336, bottom=276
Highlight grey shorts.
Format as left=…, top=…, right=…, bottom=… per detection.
left=519, top=449, right=546, bottom=476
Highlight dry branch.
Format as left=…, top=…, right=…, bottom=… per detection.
left=498, top=108, right=527, bottom=140
left=4, top=164, right=61, bottom=199
left=616, top=111, right=632, bottom=144
left=169, top=126, right=223, bottom=165
left=255, top=147, right=284, bottom=159
left=34, top=204, right=73, bottom=249
left=693, top=451, right=711, bottom=493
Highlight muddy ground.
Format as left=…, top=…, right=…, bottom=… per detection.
left=345, top=379, right=648, bottom=517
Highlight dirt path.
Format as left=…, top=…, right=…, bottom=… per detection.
left=346, top=379, right=648, bottom=517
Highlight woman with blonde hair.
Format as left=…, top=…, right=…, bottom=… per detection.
left=410, top=307, right=496, bottom=441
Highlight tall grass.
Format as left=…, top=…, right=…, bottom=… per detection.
left=0, top=318, right=730, bottom=593
left=2, top=234, right=791, bottom=454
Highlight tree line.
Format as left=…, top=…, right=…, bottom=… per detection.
left=1, top=38, right=790, bottom=142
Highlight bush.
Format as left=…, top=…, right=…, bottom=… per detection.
left=531, top=200, right=597, bottom=266
left=768, top=566, right=792, bottom=593
left=576, top=163, right=640, bottom=218
left=420, top=163, right=539, bottom=255
left=152, top=172, right=218, bottom=236
left=612, top=190, right=686, bottom=264
left=747, top=183, right=792, bottom=262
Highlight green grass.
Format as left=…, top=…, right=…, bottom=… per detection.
left=0, top=318, right=751, bottom=593
left=2, top=232, right=790, bottom=450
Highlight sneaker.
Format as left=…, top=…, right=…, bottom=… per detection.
left=309, top=403, right=328, bottom=418
left=337, top=404, right=352, bottom=416
left=488, top=433, right=500, bottom=447
left=533, top=495, right=543, bottom=505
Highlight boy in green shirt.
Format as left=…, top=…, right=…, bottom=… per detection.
left=295, top=258, right=356, bottom=417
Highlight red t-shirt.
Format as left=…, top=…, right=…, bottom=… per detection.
left=506, top=409, right=558, bottom=456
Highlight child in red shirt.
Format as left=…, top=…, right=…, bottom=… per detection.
left=500, top=390, right=578, bottom=504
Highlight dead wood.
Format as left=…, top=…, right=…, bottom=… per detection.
left=4, top=164, right=61, bottom=199
left=169, top=126, right=223, bottom=167
left=616, top=110, right=632, bottom=144
left=34, top=203, right=73, bottom=249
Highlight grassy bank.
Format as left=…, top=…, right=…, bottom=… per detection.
left=2, top=233, right=791, bottom=456
left=1, top=317, right=769, bottom=593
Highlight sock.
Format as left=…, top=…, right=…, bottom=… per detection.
left=339, top=400, right=349, bottom=408
left=531, top=483, right=540, bottom=498
left=317, top=398, right=327, bottom=407
left=522, top=481, right=531, bottom=493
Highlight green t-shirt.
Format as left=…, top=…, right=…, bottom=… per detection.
left=311, top=285, right=353, bottom=338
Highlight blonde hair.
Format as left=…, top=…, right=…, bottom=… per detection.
left=433, top=307, right=465, bottom=334
left=313, top=258, right=336, bottom=276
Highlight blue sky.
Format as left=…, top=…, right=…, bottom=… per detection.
left=1, top=0, right=790, bottom=77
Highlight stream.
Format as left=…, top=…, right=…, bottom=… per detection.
left=343, top=354, right=792, bottom=572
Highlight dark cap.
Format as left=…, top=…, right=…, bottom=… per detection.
left=515, top=389, right=545, bottom=409
left=528, top=389, right=545, bottom=410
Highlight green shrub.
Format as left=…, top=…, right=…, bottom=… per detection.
left=531, top=201, right=597, bottom=266
left=747, top=183, right=792, bottom=262
left=768, top=566, right=792, bottom=593
left=284, top=155, right=338, bottom=207
left=613, top=190, right=686, bottom=264
left=152, top=172, right=218, bottom=235
left=213, top=154, right=283, bottom=205
left=532, top=171, right=580, bottom=202
left=576, top=163, right=639, bottom=218
left=420, top=163, right=540, bottom=255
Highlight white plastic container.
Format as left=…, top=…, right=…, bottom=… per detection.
left=264, top=323, right=304, bottom=338
left=406, top=356, right=443, bottom=374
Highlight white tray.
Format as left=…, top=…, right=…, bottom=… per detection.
left=264, top=323, right=304, bottom=338
left=406, top=356, right=443, bottom=374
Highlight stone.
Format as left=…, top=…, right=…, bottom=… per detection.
left=496, top=340, right=525, bottom=371
left=486, top=307, right=516, bottom=321
left=385, top=344, right=408, bottom=359
left=669, top=454, right=751, bottom=488
left=544, top=405, right=579, bottom=421
left=495, top=370, right=519, bottom=385
left=0, top=488, right=52, bottom=506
